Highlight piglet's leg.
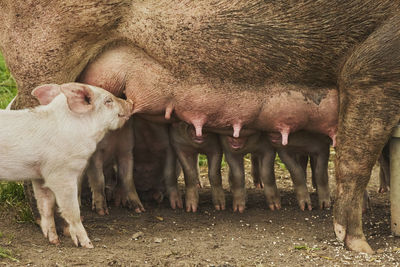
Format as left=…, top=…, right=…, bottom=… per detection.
left=176, top=151, right=200, bottom=212
left=225, top=153, right=246, bottom=213
left=46, top=175, right=93, bottom=248
left=118, top=153, right=145, bottom=213
left=164, top=147, right=183, bottom=209
left=311, top=152, right=331, bottom=209
left=207, top=151, right=225, bottom=211
left=251, top=154, right=263, bottom=189
left=258, top=150, right=281, bottom=211
left=86, top=157, right=108, bottom=215
left=32, top=180, right=59, bottom=245
left=278, top=150, right=312, bottom=211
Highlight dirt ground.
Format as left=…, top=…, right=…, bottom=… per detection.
left=0, top=159, right=399, bottom=267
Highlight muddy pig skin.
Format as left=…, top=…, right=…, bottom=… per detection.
left=0, top=82, right=133, bottom=248
left=2, top=0, right=400, bottom=253
left=85, top=118, right=144, bottom=216
left=131, top=116, right=180, bottom=204
left=169, top=121, right=223, bottom=212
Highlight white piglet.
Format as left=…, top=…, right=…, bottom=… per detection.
left=0, top=82, right=133, bottom=248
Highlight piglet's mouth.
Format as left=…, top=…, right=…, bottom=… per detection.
left=227, top=136, right=246, bottom=150
left=118, top=113, right=131, bottom=120
left=193, top=136, right=205, bottom=144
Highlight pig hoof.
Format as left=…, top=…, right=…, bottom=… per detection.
left=233, top=203, right=245, bottom=213
left=211, top=188, right=225, bottom=211
left=319, top=199, right=331, bottom=210
left=232, top=189, right=246, bottom=213
left=345, top=235, right=374, bottom=254
left=49, top=237, right=61, bottom=245
left=186, top=203, right=198, bottom=212
left=214, top=204, right=226, bottom=211
left=169, top=191, right=183, bottom=209
left=81, top=240, right=94, bottom=249
left=152, top=191, right=164, bottom=203
left=268, top=202, right=281, bottom=211
left=125, top=195, right=145, bottom=213
left=185, top=188, right=199, bottom=212
left=299, top=201, right=312, bottom=211
left=296, top=192, right=312, bottom=211
left=96, top=208, right=108, bottom=216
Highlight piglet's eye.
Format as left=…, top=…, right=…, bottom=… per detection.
left=104, top=97, right=113, bottom=104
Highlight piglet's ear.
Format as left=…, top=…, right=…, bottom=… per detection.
left=60, top=83, right=94, bottom=114
left=31, top=84, right=61, bottom=105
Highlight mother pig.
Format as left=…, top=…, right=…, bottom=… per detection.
left=0, top=0, right=399, bottom=253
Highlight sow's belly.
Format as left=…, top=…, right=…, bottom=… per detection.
left=79, top=45, right=338, bottom=145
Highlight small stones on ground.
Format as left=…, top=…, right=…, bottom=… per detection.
left=154, top=237, right=162, bottom=243
left=131, top=231, right=144, bottom=240
left=93, top=238, right=101, bottom=242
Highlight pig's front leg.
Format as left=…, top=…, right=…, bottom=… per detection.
left=32, top=180, right=59, bottom=245
left=225, top=152, right=246, bottom=213
left=251, top=155, right=263, bottom=189
left=117, top=153, right=145, bottom=213
left=46, top=173, right=93, bottom=248
left=310, top=153, right=331, bottom=209
left=164, top=146, right=183, bottom=209
left=176, top=150, right=200, bottom=212
left=206, top=151, right=225, bottom=211
left=278, top=150, right=312, bottom=211
left=257, top=150, right=281, bottom=211
left=86, top=156, right=108, bottom=215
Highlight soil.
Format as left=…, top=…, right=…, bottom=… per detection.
left=0, top=159, right=399, bottom=267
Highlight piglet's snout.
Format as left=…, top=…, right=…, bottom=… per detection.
left=117, top=98, right=134, bottom=120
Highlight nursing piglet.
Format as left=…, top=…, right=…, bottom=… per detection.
left=85, top=117, right=144, bottom=216
left=0, top=82, right=133, bottom=248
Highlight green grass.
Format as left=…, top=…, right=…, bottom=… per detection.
left=0, top=53, right=32, bottom=223
left=0, top=53, right=17, bottom=109
left=0, top=182, right=34, bottom=223
left=0, top=246, right=18, bottom=262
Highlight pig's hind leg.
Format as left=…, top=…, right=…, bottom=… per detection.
left=46, top=174, right=93, bottom=248
left=334, top=15, right=400, bottom=254
left=32, top=180, right=59, bottom=245
left=86, top=157, right=108, bottom=215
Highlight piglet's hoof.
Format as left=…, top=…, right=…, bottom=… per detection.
left=232, top=189, right=246, bottom=213
left=296, top=191, right=312, bottom=211
left=169, top=191, right=183, bottom=209
left=263, top=185, right=281, bottom=211
left=211, top=187, right=226, bottom=211
left=185, top=187, right=199, bottom=212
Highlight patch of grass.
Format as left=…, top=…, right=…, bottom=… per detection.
left=0, top=246, right=18, bottom=262
left=0, top=182, right=34, bottom=223
left=198, top=154, right=208, bottom=167
left=198, top=154, right=227, bottom=168
left=0, top=53, right=17, bottom=109
left=275, top=154, right=287, bottom=170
